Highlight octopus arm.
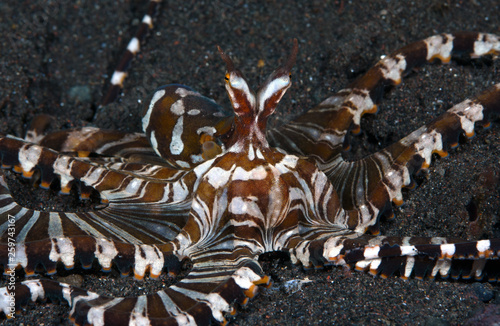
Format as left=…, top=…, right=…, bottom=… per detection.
left=291, top=233, right=500, bottom=281
left=323, top=83, right=500, bottom=233
left=268, top=32, right=499, bottom=160
left=2, top=250, right=268, bottom=326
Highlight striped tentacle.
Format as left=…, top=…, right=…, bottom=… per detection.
left=283, top=155, right=359, bottom=241
left=91, top=160, right=190, bottom=185
left=272, top=33, right=499, bottom=234
left=99, top=0, right=162, bottom=108
left=25, top=117, right=167, bottom=166
left=1, top=254, right=266, bottom=325
left=268, top=32, right=499, bottom=161
left=0, top=171, right=183, bottom=278
left=21, top=123, right=186, bottom=180
left=0, top=135, right=194, bottom=199
left=0, top=136, right=202, bottom=277
left=322, top=83, right=500, bottom=233
left=38, top=128, right=155, bottom=160
left=27, top=150, right=281, bottom=325
left=29, top=83, right=236, bottom=171
left=292, top=234, right=500, bottom=281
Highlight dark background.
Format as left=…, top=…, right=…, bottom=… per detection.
left=1, top=0, right=499, bottom=325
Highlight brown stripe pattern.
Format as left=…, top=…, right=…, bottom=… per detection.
left=0, top=22, right=499, bottom=326
left=99, top=0, right=162, bottom=108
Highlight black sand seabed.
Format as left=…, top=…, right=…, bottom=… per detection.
left=0, top=0, right=499, bottom=325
